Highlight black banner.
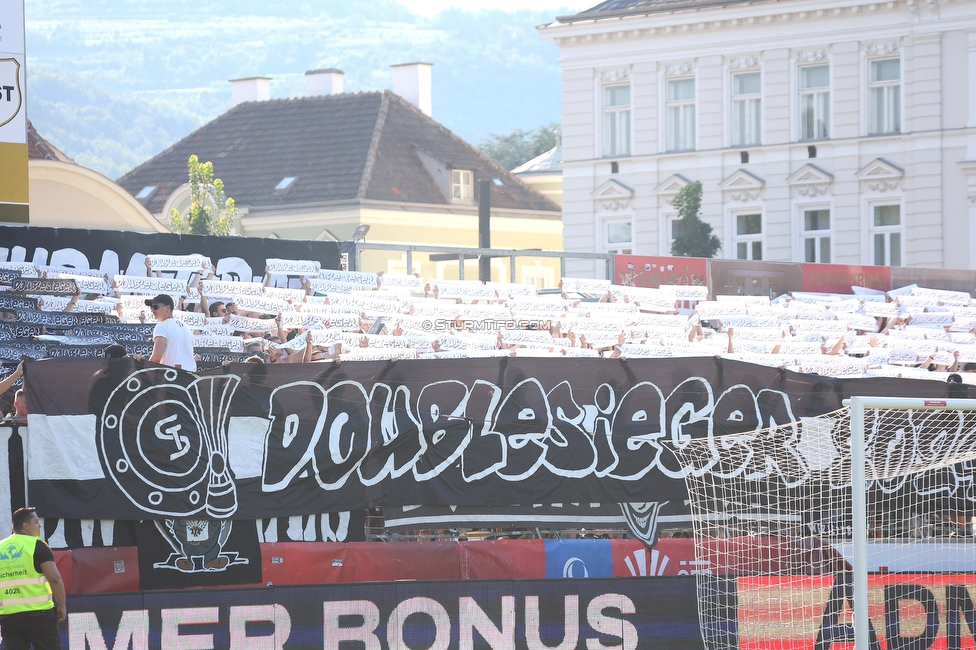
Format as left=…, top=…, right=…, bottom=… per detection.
left=14, top=308, right=80, bottom=328
left=63, top=577, right=703, bottom=650
left=47, top=345, right=107, bottom=359
left=195, top=349, right=250, bottom=364
left=0, top=293, right=39, bottom=311
left=11, top=277, right=79, bottom=296
left=0, top=225, right=341, bottom=284
left=0, top=269, right=21, bottom=285
left=24, top=357, right=975, bottom=521
left=0, top=343, right=47, bottom=360
left=124, top=342, right=154, bottom=358
left=74, top=324, right=155, bottom=342
left=134, top=519, right=262, bottom=589
left=0, top=320, right=42, bottom=338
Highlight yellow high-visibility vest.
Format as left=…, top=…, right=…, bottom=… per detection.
left=0, top=533, right=53, bottom=614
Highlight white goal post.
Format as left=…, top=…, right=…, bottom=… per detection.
left=672, top=396, right=976, bottom=650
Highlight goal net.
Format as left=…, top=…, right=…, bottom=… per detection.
left=670, top=397, right=976, bottom=650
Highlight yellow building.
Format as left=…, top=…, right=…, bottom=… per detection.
left=117, top=68, right=563, bottom=286
left=27, top=122, right=168, bottom=233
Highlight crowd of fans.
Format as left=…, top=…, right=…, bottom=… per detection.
left=1, top=251, right=975, bottom=416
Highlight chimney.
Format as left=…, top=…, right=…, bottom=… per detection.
left=305, top=68, right=344, bottom=97
left=229, top=76, right=271, bottom=107
left=391, top=62, right=433, bottom=117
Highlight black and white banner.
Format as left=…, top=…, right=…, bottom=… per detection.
left=23, top=357, right=975, bottom=521
left=135, top=519, right=262, bottom=589
left=0, top=225, right=340, bottom=285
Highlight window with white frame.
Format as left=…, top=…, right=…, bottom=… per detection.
left=665, top=215, right=682, bottom=254
left=734, top=213, right=763, bottom=260
left=872, top=204, right=901, bottom=267
left=666, top=78, right=696, bottom=151
left=802, top=208, right=831, bottom=263
left=731, top=71, right=761, bottom=146
left=869, top=58, right=900, bottom=135
left=452, top=169, right=472, bottom=201
left=605, top=220, right=633, bottom=254
left=603, top=84, right=631, bottom=157
left=799, top=65, right=830, bottom=140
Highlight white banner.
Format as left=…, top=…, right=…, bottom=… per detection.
left=145, top=254, right=212, bottom=273
left=113, top=274, right=188, bottom=296
left=266, top=258, right=319, bottom=275
left=200, top=279, right=264, bottom=297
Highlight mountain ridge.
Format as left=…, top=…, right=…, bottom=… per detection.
left=24, top=0, right=575, bottom=180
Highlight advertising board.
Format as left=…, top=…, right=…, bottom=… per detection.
left=62, top=577, right=704, bottom=650
left=0, top=0, right=28, bottom=223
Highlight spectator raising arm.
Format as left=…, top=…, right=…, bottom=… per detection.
left=0, top=362, right=23, bottom=397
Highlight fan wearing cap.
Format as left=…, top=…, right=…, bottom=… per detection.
left=145, top=294, right=197, bottom=372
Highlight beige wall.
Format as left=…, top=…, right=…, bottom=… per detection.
left=29, top=161, right=168, bottom=232
left=240, top=203, right=564, bottom=286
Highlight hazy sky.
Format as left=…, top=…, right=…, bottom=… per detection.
left=392, top=0, right=594, bottom=17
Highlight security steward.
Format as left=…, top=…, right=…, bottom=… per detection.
left=0, top=507, right=65, bottom=649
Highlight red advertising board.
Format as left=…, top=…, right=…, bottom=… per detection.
left=611, top=538, right=698, bottom=577
left=801, top=262, right=891, bottom=294
left=613, top=255, right=708, bottom=289
left=737, top=573, right=976, bottom=650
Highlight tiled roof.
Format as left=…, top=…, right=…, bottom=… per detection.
left=118, top=91, right=559, bottom=215
left=559, top=0, right=783, bottom=22
left=27, top=121, right=73, bottom=163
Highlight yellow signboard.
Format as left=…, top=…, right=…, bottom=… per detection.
left=0, top=0, right=28, bottom=223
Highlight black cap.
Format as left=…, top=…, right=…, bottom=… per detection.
left=144, top=293, right=174, bottom=309
left=104, top=344, right=127, bottom=359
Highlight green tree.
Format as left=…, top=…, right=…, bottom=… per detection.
left=477, top=123, right=560, bottom=170
left=169, top=155, right=238, bottom=236
left=671, top=181, right=721, bottom=258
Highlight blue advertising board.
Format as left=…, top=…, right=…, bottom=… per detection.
left=60, top=577, right=705, bottom=649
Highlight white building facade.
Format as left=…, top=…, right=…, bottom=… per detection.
left=540, top=0, right=976, bottom=278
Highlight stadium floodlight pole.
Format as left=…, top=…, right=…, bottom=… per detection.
left=847, top=395, right=976, bottom=650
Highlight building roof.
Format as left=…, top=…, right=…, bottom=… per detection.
left=558, top=0, right=783, bottom=22
left=512, top=144, right=562, bottom=175
left=118, top=91, right=559, bottom=215
left=27, top=121, right=74, bottom=163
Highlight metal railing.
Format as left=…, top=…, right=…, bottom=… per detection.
left=350, top=242, right=613, bottom=281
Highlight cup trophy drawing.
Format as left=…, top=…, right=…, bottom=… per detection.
left=99, top=368, right=240, bottom=519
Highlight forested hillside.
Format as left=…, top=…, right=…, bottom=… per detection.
left=25, top=0, right=575, bottom=178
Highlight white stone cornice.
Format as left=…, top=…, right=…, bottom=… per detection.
left=956, top=160, right=976, bottom=176
left=593, top=179, right=635, bottom=212
left=539, top=0, right=916, bottom=41
left=728, top=191, right=764, bottom=203
left=654, top=173, right=693, bottom=206
left=655, top=173, right=692, bottom=195
left=663, top=61, right=694, bottom=76
left=788, top=163, right=833, bottom=198
left=794, top=49, right=829, bottom=63
left=787, top=163, right=834, bottom=186
left=728, top=55, right=760, bottom=69
left=598, top=67, right=630, bottom=82
left=793, top=186, right=831, bottom=199
left=865, top=41, right=900, bottom=56
left=855, top=157, right=904, bottom=181
left=866, top=180, right=899, bottom=193
left=719, top=169, right=765, bottom=190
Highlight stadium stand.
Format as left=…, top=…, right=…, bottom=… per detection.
left=2, top=250, right=976, bottom=396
